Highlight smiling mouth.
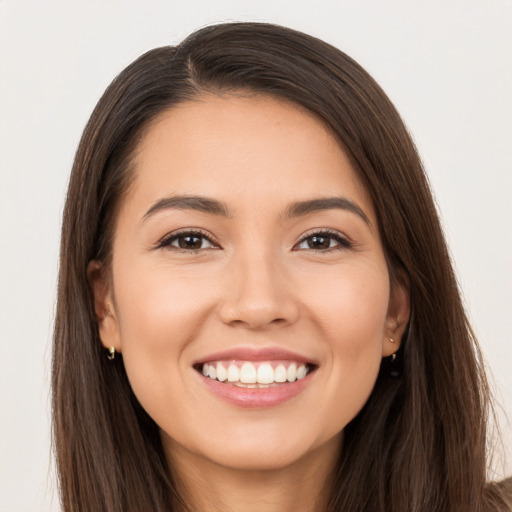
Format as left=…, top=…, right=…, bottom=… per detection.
left=195, top=360, right=316, bottom=388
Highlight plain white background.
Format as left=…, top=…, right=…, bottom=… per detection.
left=0, top=2, right=511, bottom=511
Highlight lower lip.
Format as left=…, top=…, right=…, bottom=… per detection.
left=199, top=372, right=314, bottom=408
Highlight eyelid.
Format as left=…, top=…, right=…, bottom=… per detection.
left=293, top=228, right=353, bottom=251
left=154, top=228, right=221, bottom=251
left=153, top=227, right=353, bottom=252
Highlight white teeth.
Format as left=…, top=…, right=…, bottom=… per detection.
left=207, top=364, right=217, bottom=380
left=227, top=364, right=240, bottom=382
left=234, top=382, right=274, bottom=389
left=257, top=363, right=274, bottom=384
left=240, top=362, right=257, bottom=384
left=274, top=364, right=287, bottom=383
left=201, top=361, right=311, bottom=385
left=287, top=363, right=297, bottom=382
left=216, top=363, right=227, bottom=382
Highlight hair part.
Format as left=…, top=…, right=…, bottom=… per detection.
left=53, top=22, right=510, bottom=511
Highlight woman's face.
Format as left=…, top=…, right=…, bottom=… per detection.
left=92, top=94, right=408, bottom=474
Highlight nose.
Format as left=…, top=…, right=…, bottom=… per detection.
left=218, top=251, right=300, bottom=330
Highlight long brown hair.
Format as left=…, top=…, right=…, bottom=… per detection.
left=53, top=22, right=511, bottom=511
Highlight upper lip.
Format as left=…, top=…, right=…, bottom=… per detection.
left=195, top=347, right=317, bottom=365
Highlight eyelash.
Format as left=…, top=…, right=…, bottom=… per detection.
left=294, top=229, right=353, bottom=252
left=155, top=228, right=353, bottom=253
left=155, top=229, right=219, bottom=253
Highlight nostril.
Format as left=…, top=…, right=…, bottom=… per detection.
left=247, top=317, right=287, bottom=330
left=218, top=283, right=300, bottom=330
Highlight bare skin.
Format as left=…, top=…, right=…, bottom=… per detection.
left=90, top=94, right=409, bottom=512
left=167, top=435, right=338, bottom=512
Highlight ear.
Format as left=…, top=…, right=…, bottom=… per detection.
left=87, top=260, right=121, bottom=353
left=382, top=273, right=410, bottom=357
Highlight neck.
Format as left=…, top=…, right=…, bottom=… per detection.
left=166, top=437, right=340, bottom=512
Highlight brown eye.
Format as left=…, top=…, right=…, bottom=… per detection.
left=306, top=235, right=332, bottom=250
left=177, top=235, right=204, bottom=250
left=295, top=231, right=352, bottom=251
left=158, top=231, right=218, bottom=251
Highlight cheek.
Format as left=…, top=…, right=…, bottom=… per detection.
left=331, top=270, right=388, bottom=371
left=111, top=263, right=216, bottom=413
left=301, top=263, right=390, bottom=345
left=299, top=265, right=389, bottom=425
left=114, top=263, right=215, bottom=348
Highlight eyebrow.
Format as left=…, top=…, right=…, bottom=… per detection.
left=143, top=195, right=233, bottom=221
left=143, top=194, right=370, bottom=225
left=285, top=197, right=371, bottom=225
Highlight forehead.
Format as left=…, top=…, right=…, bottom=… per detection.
left=125, top=93, right=374, bottom=220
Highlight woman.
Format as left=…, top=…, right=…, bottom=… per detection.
left=52, top=22, right=511, bottom=511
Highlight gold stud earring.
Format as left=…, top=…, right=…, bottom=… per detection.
left=107, top=346, right=116, bottom=360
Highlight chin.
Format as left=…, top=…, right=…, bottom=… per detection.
left=162, top=423, right=342, bottom=475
